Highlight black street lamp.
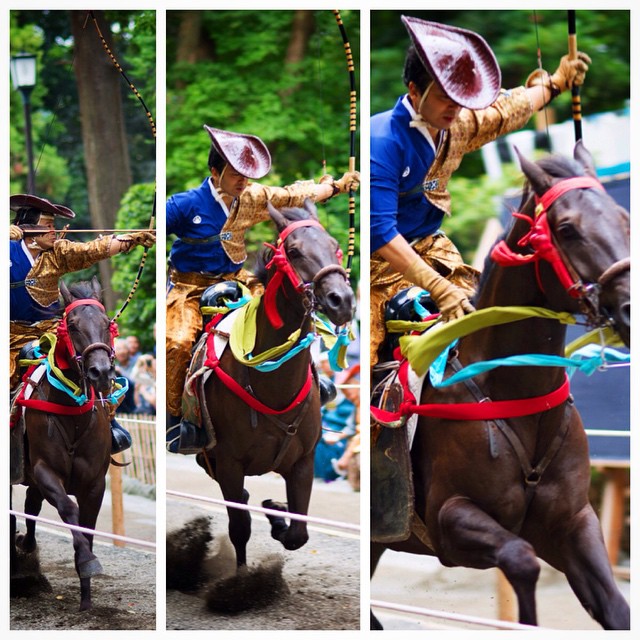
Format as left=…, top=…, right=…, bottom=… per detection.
left=10, top=52, right=37, bottom=194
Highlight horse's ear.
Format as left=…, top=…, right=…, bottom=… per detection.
left=573, top=140, right=598, bottom=178
left=59, top=279, right=71, bottom=305
left=303, top=198, right=319, bottom=221
left=514, top=146, right=553, bottom=196
left=267, top=201, right=288, bottom=232
left=90, top=275, right=103, bottom=301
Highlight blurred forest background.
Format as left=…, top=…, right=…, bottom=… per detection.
left=371, top=10, right=630, bottom=261
left=10, top=10, right=156, bottom=348
left=165, top=10, right=361, bottom=283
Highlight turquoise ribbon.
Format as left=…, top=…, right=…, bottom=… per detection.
left=328, top=326, right=351, bottom=372
left=431, top=345, right=630, bottom=389
left=250, top=332, right=316, bottom=372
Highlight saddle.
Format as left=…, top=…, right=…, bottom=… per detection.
left=181, top=309, right=240, bottom=450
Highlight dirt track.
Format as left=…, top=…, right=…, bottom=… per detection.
left=165, top=456, right=361, bottom=630
left=10, top=531, right=156, bottom=630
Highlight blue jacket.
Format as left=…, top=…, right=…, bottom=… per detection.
left=371, top=97, right=445, bottom=253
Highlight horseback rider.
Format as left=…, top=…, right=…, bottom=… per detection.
left=166, top=125, right=359, bottom=453
left=9, top=193, right=156, bottom=454
left=370, top=16, right=591, bottom=369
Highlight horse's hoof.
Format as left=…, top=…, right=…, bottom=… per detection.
left=78, top=558, right=103, bottom=578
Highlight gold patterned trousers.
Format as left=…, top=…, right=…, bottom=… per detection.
left=9, top=319, right=59, bottom=390
left=369, top=233, right=479, bottom=369
left=165, top=267, right=262, bottom=417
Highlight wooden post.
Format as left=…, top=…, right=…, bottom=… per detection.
left=598, top=465, right=629, bottom=567
left=110, top=453, right=125, bottom=546
left=496, top=569, right=517, bottom=621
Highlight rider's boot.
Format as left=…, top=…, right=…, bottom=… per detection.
left=111, top=419, right=132, bottom=454
left=319, top=375, right=337, bottom=406
left=166, top=414, right=208, bottom=454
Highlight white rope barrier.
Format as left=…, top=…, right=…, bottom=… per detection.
left=166, top=489, right=360, bottom=533
left=371, top=599, right=549, bottom=630
left=9, top=509, right=156, bottom=550
left=585, top=429, right=629, bottom=437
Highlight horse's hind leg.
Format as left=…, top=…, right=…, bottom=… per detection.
left=544, top=504, right=630, bottom=629
left=438, top=496, right=540, bottom=626
left=17, top=485, right=44, bottom=553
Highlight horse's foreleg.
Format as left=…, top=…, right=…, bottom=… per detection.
left=277, top=454, right=314, bottom=551
left=549, top=504, right=630, bottom=630
left=217, top=463, right=251, bottom=567
left=438, top=495, right=540, bottom=626
left=370, top=542, right=387, bottom=630
left=31, top=462, right=101, bottom=609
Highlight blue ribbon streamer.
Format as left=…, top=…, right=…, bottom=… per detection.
left=431, top=345, right=630, bottom=389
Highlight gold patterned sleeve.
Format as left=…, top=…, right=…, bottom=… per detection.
left=49, top=236, right=115, bottom=273
left=459, top=86, right=534, bottom=154
left=245, top=181, right=320, bottom=218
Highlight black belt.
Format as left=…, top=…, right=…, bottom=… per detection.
left=180, top=231, right=232, bottom=245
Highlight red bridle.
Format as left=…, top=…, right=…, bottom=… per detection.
left=263, top=219, right=347, bottom=329
left=56, top=298, right=118, bottom=367
left=491, top=176, right=607, bottom=298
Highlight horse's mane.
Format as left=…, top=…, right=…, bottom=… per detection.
left=253, top=205, right=315, bottom=285
left=473, top=152, right=587, bottom=299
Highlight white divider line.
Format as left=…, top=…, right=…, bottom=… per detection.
left=9, top=509, right=156, bottom=550
left=371, top=599, right=548, bottom=630
left=166, top=489, right=360, bottom=533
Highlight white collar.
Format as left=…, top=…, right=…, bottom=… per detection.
left=20, top=239, right=37, bottom=266
left=208, top=177, right=232, bottom=218
left=402, top=94, right=437, bottom=153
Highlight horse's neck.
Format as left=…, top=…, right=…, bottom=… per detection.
left=468, top=254, right=568, bottom=361
left=255, top=284, right=312, bottom=369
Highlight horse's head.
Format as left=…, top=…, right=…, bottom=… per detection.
left=59, top=276, right=117, bottom=394
left=265, top=199, right=355, bottom=327
left=511, top=142, right=630, bottom=346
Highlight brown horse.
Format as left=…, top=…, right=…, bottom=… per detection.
left=11, top=277, right=117, bottom=611
left=195, top=199, right=355, bottom=567
left=371, top=142, right=630, bottom=629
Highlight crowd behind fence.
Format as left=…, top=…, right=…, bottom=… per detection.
left=116, top=413, right=156, bottom=487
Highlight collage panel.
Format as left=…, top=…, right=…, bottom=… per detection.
left=369, top=8, right=630, bottom=631
left=9, top=9, right=157, bottom=630
left=163, top=9, right=361, bottom=631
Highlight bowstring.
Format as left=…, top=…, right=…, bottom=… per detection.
left=532, top=10, right=552, bottom=144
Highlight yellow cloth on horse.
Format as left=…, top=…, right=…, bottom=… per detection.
left=565, top=325, right=624, bottom=356
left=399, top=306, right=577, bottom=377
left=229, top=295, right=304, bottom=367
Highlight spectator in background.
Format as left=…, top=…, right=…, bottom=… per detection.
left=314, top=364, right=360, bottom=482
left=333, top=366, right=361, bottom=491
left=132, top=353, right=156, bottom=415
left=115, top=338, right=136, bottom=379
left=126, top=334, right=142, bottom=366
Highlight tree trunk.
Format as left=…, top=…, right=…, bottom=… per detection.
left=70, top=10, right=132, bottom=310
left=280, top=10, right=316, bottom=100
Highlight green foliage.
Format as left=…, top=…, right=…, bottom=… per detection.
left=110, top=183, right=157, bottom=353
left=442, top=164, right=523, bottom=263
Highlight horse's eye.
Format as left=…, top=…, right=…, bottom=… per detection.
left=555, top=222, right=580, bottom=241
left=287, top=247, right=302, bottom=259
